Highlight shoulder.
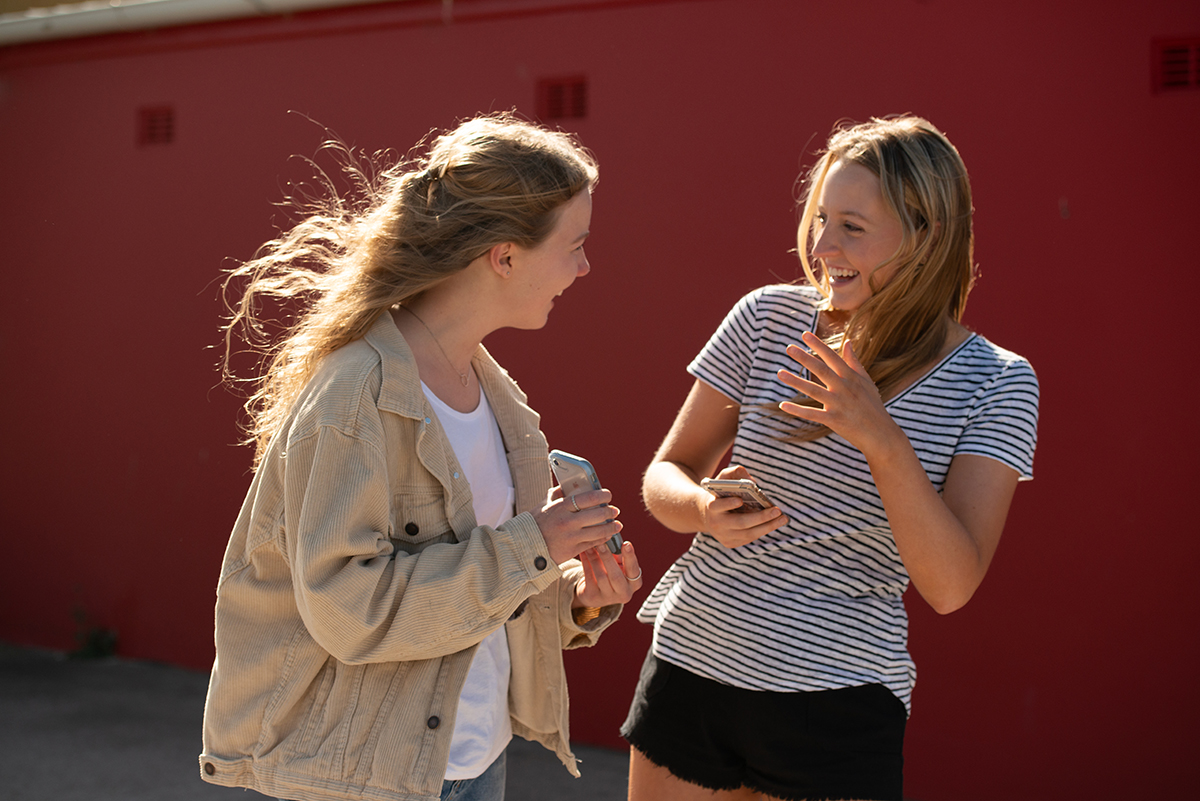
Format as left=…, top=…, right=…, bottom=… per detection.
left=743, top=282, right=822, bottom=312
left=944, top=336, right=1041, bottom=419
left=474, top=344, right=529, bottom=406
left=288, top=339, right=387, bottom=442
left=718, top=283, right=821, bottom=331
left=956, top=336, right=1038, bottom=386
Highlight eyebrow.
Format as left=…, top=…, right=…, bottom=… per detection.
left=571, top=230, right=590, bottom=244
left=819, top=206, right=870, bottom=223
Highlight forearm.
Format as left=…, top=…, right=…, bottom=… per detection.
left=642, top=459, right=711, bottom=533
left=864, top=428, right=989, bottom=614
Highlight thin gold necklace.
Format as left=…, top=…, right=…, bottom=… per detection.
left=402, top=306, right=471, bottom=387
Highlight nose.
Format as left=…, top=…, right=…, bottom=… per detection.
left=576, top=250, right=590, bottom=277
left=810, top=223, right=836, bottom=260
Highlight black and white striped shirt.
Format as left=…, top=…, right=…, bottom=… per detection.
left=637, top=284, right=1039, bottom=712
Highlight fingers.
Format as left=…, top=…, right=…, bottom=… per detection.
left=776, top=367, right=833, bottom=406
left=706, top=502, right=788, bottom=549
left=785, top=341, right=838, bottom=386
left=716, top=464, right=752, bottom=481
left=708, top=494, right=749, bottom=514
left=577, top=540, right=645, bottom=607
left=567, top=488, right=612, bottom=511
left=618, top=540, right=643, bottom=584
left=841, top=340, right=869, bottom=379
left=779, top=399, right=825, bottom=422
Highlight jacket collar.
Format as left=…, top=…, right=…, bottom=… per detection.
left=363, top=311, right=426, bottom=420
left=362, top=310, right=521, bottom=424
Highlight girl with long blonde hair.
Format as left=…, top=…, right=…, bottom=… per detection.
left=200, top=113, right=643, bottom=801
left=625, top=116, right=1039, bottom=801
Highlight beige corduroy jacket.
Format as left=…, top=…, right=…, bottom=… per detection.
left=199, top=312, right=619, bottom=801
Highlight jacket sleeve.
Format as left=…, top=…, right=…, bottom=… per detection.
left=552, top=562, right=623, bottom=649
left=281, top=419, right=562, bottom=666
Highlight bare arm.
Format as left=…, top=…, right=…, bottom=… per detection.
left=778, top=332, right=1019, bottom=613
left=642, top=380, right=787, bottom=547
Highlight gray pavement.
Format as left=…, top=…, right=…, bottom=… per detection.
left=0, top=642, right=629, bottom=801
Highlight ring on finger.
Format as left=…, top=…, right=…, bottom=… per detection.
left=628, top=568, right=643, bottom=582
left=570, top=496, right=581, bottom=513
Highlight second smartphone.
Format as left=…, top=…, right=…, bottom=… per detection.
left=548, top=449, right=623, bottom=555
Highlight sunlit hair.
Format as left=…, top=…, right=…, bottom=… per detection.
left=785, top=115, right=974, bottom=440
left=221, top=112, right=598, bottom=467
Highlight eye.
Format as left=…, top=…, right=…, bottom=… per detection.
left=815, top=212, right=828, bottom=225
left=843, top=222, right=864, bottom=234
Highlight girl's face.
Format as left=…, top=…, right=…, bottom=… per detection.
left=810, top=159, right=905, bottom=313
left=507, top=189, right=592, bottom=329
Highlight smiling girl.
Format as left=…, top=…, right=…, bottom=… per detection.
left=624, top=116, right=1039, bottom=801
left=199, top=113, right=642, bottom=801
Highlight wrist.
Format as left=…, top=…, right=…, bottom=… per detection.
left=862, top=419, right=916, bottom=471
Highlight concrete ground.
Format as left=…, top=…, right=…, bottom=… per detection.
left=0, top=642, right=629, bottom=801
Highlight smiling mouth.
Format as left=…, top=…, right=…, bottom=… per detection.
left=826, top=266, right=858, bottom=284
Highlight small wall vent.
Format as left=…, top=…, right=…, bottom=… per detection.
left=1152, top=38, right=1200, bottom=93
left=138, top=105, right=175, bottom=146
left=536, top=76, right=588, bottom=120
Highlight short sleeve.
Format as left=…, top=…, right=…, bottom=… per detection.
left=687, top=289, right=764, bottom=403
left=955, top=357, right=1040, bottom=480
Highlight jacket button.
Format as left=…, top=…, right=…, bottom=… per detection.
left=203, top=763, right=215, bottom=776
left=534, top=556, right=547, bottom=570
left=427, top=716, right=440, bottom=729
left=405, top=522, right=419, bottom=536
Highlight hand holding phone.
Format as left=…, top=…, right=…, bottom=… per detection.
left=700, top=477, right=775, bottom=514
left=549, top=450, right=624, bottom=554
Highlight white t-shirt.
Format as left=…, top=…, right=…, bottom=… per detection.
left=421, top=382, right=516, bottom=780
left=637, top=284, right=1040, bottom=714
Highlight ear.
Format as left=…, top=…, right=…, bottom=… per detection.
left=487, top=242, right=515, bottom=278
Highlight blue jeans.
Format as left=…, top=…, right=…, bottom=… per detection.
left=441, top=751, right=507, bottom=801
left=278, top=751, right=507, bottom=801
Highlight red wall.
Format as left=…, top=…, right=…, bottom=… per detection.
left=2, top=1, right=1198, bottom=797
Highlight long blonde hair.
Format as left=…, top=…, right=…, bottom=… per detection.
left=786, top=115, right=974, bottom=440
left=222, top=112, right=598, bottom=467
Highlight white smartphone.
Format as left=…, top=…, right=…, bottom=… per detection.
left=700, top=477, right=775, bottom=514
left=548, top=449, right=623, bottom=554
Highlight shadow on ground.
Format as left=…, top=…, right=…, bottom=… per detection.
left=0, top=642, right=628, bottom=801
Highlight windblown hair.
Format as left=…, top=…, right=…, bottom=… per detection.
left=222, top=112, right=598, bottom=467
left=786, top=115, right=975, bottom=440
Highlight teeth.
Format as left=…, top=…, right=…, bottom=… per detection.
left=828, top=267, right=857, bottom=278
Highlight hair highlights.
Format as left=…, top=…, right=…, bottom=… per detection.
left=221, top=112, right=598, bottom=466
left=785, top=115, right=975, bottom=441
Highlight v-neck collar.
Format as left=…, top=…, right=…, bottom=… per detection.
left=883, top=333, right=977, bottom=408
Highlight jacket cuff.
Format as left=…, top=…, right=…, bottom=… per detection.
left=500, top=510, right=562, bottom=594
left=556, top=563, right=621, bottom=648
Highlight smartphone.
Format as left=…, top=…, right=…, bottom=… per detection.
left=700, top=478, right=775, bottom=514
left=548, top=450, right=623, bottom=554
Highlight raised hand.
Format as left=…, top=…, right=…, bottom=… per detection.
left=777, top=332, right=898, bottom=455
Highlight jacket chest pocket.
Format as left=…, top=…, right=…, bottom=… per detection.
left=390, top=489, right=456, bottom=555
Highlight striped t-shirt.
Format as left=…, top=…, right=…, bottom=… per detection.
left=637, top=284, right=1039, bottom=712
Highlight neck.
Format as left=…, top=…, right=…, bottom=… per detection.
left=399, top=300, right=482, bottom=369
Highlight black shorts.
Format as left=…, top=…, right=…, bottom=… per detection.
left=620, top=650, right=906, bottom=801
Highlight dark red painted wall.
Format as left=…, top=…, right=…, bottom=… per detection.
left=2, top=1, right=1198, bottom=798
